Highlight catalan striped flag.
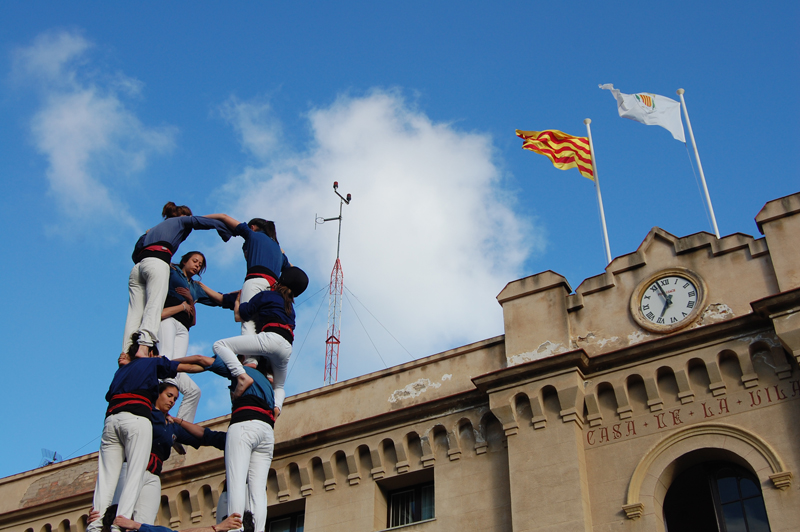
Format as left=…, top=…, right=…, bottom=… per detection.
left=515, top=129, right=594, bottom=180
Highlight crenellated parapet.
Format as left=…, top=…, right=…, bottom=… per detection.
left=497, top=193, right=800, bottom=366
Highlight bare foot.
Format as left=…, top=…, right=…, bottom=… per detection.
left=232, top=373, right=254, bottom=399
left=135, top=344, right=150, bottom=358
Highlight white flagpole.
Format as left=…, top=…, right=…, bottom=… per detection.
left=677, top=88, right=721, bottom=239
left=584, top=118, right=612, bottom=264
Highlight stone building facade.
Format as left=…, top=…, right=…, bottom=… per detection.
left=2, top=192, right=799, bottom=532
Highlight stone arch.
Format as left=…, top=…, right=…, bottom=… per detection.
left=332, top=450, right=348, bottom=485
left=355, top=443, right=372, bottom=479
left=625, top=373, right=648, bottom=412
left=623, top=422, right=792, bottom=525
left=686, top=357, right=711, bottom=393
left=513, top=392, right=533, bottom=426
left=309, top=456, right=326, bottom=492
left=287, top=462, right=303, bottom=496
left=199, top=484, right=216, bottom=518
left=56, top=519, right=71, bottom=532
left=380, top=437, right=399, bottom=473
left=158, top=494, right=174, bottom=528
left=267, top=467, right=281, bottom=502
left=540, top=385, right=560, bottom=422
left=655, top=366, right=680, bottom=407
left=405, top=431, right=423, bottom=468
left=481, top=411, right=505, bottom=452
left=456, top=417, right=476, bottom=457
left=718, top=349, right=744, bottom=388
left=428, top=424, right=449, bottom=460
left=595, top=381, right=617, bottom=419
left=39, top=524, right=52, bottom=532
left=178, top=489, right=192, bottom=526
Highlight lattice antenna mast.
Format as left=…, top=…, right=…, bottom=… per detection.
left=315, top=181, right=352, bottom=385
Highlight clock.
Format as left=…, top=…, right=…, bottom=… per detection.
left=630, top=268, right=706, bottom=333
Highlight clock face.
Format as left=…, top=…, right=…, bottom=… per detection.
left=631, top=269, right=706, bottom=333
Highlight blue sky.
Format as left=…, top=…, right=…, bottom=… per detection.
left=0, top=1, right=797, bottom=478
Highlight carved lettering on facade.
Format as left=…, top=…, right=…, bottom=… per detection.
left=749, top=390, right=762, bottom=407
left=584, top=377, right=798, bottom=449
left=774, top=385, right=788, bottom=401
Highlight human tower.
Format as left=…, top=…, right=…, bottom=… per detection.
left=87, top=202, right=308, bottom=532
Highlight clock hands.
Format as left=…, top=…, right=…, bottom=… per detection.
left=654, top=281, right=673, bottom=319
left=659, top=294, right=673, bottom=318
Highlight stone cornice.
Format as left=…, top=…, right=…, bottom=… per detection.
left=473, top=309, right=781, bottom=395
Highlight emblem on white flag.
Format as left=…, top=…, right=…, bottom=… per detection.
left=600, top=84, right=686, bottom=142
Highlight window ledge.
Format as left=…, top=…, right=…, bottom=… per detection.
left=378, top=518, right=436, bottom=531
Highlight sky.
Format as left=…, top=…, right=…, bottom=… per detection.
left=0, top=1, right=797, bottom=478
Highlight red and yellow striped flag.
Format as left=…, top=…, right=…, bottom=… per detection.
left=515, top=129, right=594, bottom=180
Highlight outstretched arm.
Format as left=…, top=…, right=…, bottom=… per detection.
left=167, top=415, right=206, bottom=440
left=197, top=281, right=223, bottom=305
left=203, top=213, right=241, bottom=231
left=177, top=356, right=215, bottom=373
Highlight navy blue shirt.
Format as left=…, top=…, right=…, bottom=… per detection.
left=208, top=356, right=275, bottom=426
left=105, top=357, right=179, bottom=419
left=164, top=265, right=220, bottom=329
left=148, top=409, right=226, bottom=475
left=235, top=222, right=289, bottom=279
left=132, top=216, right=232, bottom=263
left=239, top=290, right=295, bottom=344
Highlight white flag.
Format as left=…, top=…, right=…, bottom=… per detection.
left=599, top=84, right=686, bottom=142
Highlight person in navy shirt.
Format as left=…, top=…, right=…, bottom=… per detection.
left=125, top=382, right=227, bottom=525
left=124, top=202, right=234, bottom=359
left=206, top=353, right=275, bottom=532
left=88, top=336, right=211, bottom=532
left=212, top=267, right=307, bottom=416
left=203, top=214, right=290, bottom=336
left=159, top=250, right=237, bottom=423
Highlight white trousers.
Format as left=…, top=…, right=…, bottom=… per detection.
left=226, top=421, right=274, bottom=532
left=113, top=465, right=161, bottom=525
left=240, top=278, right=271, bottom=335
left=215, top=487, right=251, bottom=524
left=159, top=317, right=201, bottom=423
left=88, top=413, right=152, bottom=532
left=123, top=257, right=170, bottom=351
left=213, top=332, right=292, bottom=410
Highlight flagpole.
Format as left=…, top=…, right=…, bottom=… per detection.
left=584, top=119, right=612, bottom=264
left=677, top=88, right=721, bottom=239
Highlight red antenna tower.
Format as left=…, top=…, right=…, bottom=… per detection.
left=316, top=181, right=352, bottom=385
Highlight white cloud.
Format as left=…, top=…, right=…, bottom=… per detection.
left=12, top=30, right=176, bottom=231
left=215, top=90, right=544, bottom=388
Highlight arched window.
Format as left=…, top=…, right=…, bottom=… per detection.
left=664, top=461, right=770, bottom=532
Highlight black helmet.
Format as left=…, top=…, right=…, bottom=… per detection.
left=279, top=266, right=308, bottom=297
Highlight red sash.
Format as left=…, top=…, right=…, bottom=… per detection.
left=107, top=393, right=153, bottom=414
left=232, top=405, right=276, bottom=423
left=143, top=244, right=174, bottom=256
left=260, top=322, right=294, bottom=338
left=245, top=273, right=277, bottom=285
